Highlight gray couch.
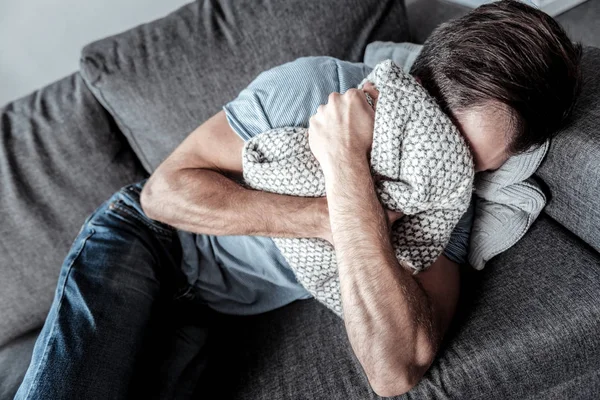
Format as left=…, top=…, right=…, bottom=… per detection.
left=1, top=0, right=599, bottom=398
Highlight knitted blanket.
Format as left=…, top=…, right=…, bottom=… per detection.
left=242, top=60, right=474, bottom=317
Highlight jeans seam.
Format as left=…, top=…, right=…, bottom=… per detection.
left=173, top=284, right=195, bottom=301
left=110, top=202, right=173, bottom=238
left=21, top=228, right=95, bottom=399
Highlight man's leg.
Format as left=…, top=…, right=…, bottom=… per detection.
left=15, top=182, right=192, bottom=400
left=151, top=297, right=216, bottom=399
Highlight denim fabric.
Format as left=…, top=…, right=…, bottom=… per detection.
left=14, top=182, right=212, bottom=400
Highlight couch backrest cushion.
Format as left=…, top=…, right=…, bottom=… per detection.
left=536, top=46, right=600, bottom=253
left=0, top=74, right=147, bottom=346
left=79, top=0, right=409, bottom=173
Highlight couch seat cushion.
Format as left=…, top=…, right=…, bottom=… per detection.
left=200, top=214, right=600, bottom=399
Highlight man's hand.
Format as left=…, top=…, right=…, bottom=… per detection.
left=308, top=86, right=402, bottom=246
left=308, top=88, right=376, bottom=173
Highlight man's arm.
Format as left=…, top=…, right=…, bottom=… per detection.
left=141, top=111, right=330, bottom=240
left=325, top=158, right=454, bottom=396
left=309, top=89, right=460, bottom=397
left=142, top=56, right=373, bottom=240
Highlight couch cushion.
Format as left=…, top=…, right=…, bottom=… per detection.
left=79, top=0, right=409, bottom=173
left=536, top=46, right=600, bottom=254
left=5, top=219, right=598, bottom=399
left=200, top=214, right=600, bottom=399
left=0, top=73, right=146, bottom=346
left=0, top=329, right=39, bottom=399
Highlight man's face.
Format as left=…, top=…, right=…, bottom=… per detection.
left=454, top=105, right=512, bottom=172
left=362, top=82, right=511, bottom=173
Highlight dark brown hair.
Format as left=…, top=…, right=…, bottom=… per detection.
left=410, top=0, right=582, bottom=154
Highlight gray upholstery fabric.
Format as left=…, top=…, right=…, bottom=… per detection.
left=556, top=0, right=600, bottom=48
left=536, top=47, right=600, bottom=254
left=201, top=214, right=600, bottom=399
left=79, top=0, right=410, bottom=173
left=406, top=0, right=469, bottom=44
left=5, top=214, right=598, bottom=398
left=0, top=73, right=147, bottom=347
left=0, top=329, right=39, bottom=399
left=526, top=369, right=600, bottom=400
left=406, top=0, right=600, bottom=48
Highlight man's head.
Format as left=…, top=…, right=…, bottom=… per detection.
left=410, top=0, right=582, bottom=172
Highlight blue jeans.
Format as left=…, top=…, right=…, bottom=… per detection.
left=15, top=182, right=213, bottom=399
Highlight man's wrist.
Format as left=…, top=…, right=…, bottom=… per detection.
left=311, top=197, right=331, bottom=240
left=321, top=151, right=369, bottom=182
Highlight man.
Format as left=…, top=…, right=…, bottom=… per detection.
left=16, top=1, right=581, bottom=398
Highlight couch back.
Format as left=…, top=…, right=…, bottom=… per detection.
left=79, top=0, right=409, bottom=173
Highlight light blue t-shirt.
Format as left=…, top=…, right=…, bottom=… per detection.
left=180, top=56, right=473, bottom=316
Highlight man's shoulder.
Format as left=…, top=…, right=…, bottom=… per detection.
left=255, top=56, right=371, bottom=92
left=277, top=55, right=367, bottom=71
left=223, top=57, right=371, bottom=140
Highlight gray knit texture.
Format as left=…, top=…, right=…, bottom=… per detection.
left=242, top=60, right=474, bottom=317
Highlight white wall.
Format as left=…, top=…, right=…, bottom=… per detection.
left=0, top=0, right=191, bottom=107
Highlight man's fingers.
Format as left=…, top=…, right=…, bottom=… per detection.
left=363, top=82, right=379, bottom=99
left=386, top=209, right=404, bottom=224
left=345, top=88, right=363, bottom=97
left=343, top=88, right=376, bottom=113
left=327, top=92, right=341, bottom=103
left=362, top=81, right=379, bottom=109
left=345, top=88, right=370, bottom=104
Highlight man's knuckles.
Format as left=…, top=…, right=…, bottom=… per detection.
left=345, top=88, right=362, bottom=97
left=327, top=92, right=341, bottom=102
left=347, top=88, right=370, bottom=104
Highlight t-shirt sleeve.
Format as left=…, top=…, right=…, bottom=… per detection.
left=223, top=56, right=372, bottom=141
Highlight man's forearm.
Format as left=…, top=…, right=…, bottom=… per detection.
left=324, top=156, right=437, bottom=396
left=142, top=167, right=328, bottom=239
